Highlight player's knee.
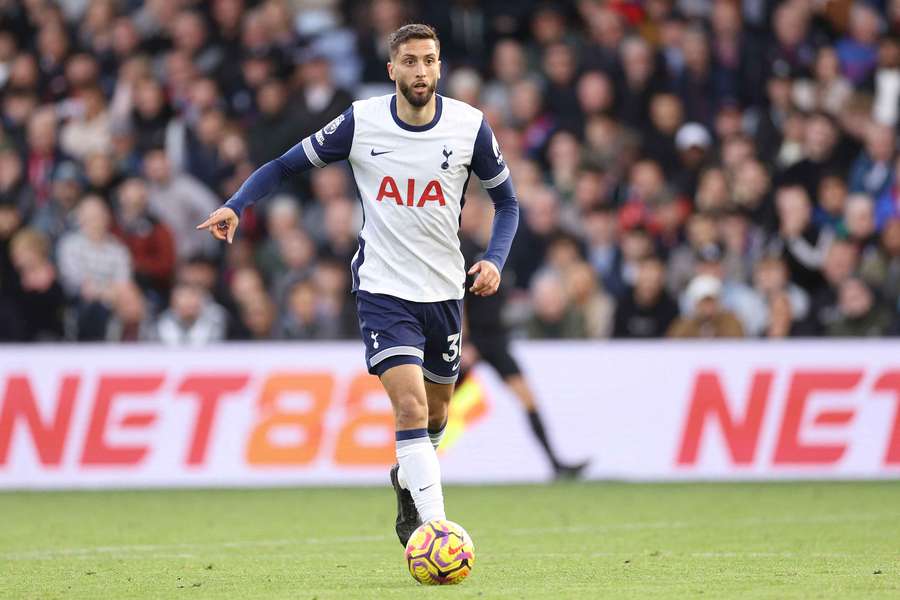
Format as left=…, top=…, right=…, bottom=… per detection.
left=394, top=392, right=428, bottom=427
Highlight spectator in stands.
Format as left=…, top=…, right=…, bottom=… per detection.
left=170, top=10, right=223, bottom=76
left=143, top=147, right=220, bottom=260
left=827, top=277, right=893, bottom=337
left=542, top=42, right=581, bottom=134
left=26, top=106, right=68, bottom=207
left=781, top=112, right=847, bottom=203
left=0, top=190, right=24, bottom=340
left=60, top=85, right=112, bottom=160
left=527, top=270, right=586, bottom=339
left=762, top=290, right=817, bottom=338
left=271, top=229, right=317, bottom=307
left=732, top=158, right=776, bottom=232
left=613, top=255, right=678, bottom=338
left=793, top=47, right=852, bottom=116
left=113, top=177, right=176, bottom=300
left=156, top=281, right=227, bottom=345
left=294, top=51, right=354, bottom=132
left=861, top=218, right=900, bottom=311
left=641, top=93, right=683, bottom=177
left=668, top=274, right=744, bottom=338
left=105, top=280, right=155, bottom=342
left=84, top=150, right=122, bottom=200
left=312, top=258, right=358, bottom=339
left=247, top=78, right=311, bottom=166
left=836, top=3, right=882, bottom=85
left=0, top=145, right=33, bottom=218
left=8, top=228, right=65, bottom=341
left=129, top=77, right=180, bottom=157
left=509, top=186, right=563, bottom=290
left=30, top=160, right=81, bottom=245
left=814, top=173, right=849, bottom=231
left=183, top=107, right=229, bottom=192
left=256, top=195, right=302, bottom=284
left=875, top=155, right=900, bottom=228
left=768, top=3, right=816, bottom=77
left=768, top=184, right=834, bottom=292
left=871, top=36, right=900, bottom=127
left=843, top=193, right=879, bottom=257
left=682, top=241, right=766, bottom=336
left=751, top=254, right=811, bottom=329
left=809, top=239, right=860, bottom=333
left=277, top=277, right=339, bottom=340
left=668, top=212, right=719, bottom=295
left=319, top=198, right=360, bottom=264
left=719, top=207, right=767, bottom=286
left=617, top=36, right=665, bottom=130
left=849, top=123, right=896, bottom=199
left=303, top=165, right=353, bottom=244
left=238, top=291, right=276, bottom=340
left=564, top=260, right=614, bottom=338
left=56, top=195, right=131, bottom=340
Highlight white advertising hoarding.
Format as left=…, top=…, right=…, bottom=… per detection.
left=1, top=341, right=898, bottom=488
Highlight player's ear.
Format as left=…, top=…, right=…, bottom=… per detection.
left=387, top=61, right=395, bottom=81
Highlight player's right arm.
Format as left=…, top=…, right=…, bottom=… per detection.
left=196, top=107, right=355, bottom=242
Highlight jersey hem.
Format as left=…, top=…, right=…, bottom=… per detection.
left=357, top=284, right=464, bottom=303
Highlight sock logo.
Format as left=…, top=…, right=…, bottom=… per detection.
left=418, top=483, right=436, bottom=492
left=371, top=331, right=380, bottom=349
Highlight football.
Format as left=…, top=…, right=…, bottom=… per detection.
left=404, top=519, right=475, bottom=585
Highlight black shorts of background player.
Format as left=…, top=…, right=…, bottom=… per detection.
left=459, top=235, right=588, bottom=480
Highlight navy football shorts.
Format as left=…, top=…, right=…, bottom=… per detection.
left=355, top=290, right=462, bottom=384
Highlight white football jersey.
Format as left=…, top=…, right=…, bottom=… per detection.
left=301, top=94, right=510, bottom=302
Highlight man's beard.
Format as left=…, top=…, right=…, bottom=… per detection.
left=398, top=79, right=435, bottom=107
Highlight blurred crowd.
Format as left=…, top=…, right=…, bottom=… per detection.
left=0, top=0, right=899, bottom=344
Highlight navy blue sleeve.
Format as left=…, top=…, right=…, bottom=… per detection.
left=471, top=116, right=510, bottom=188
left=471, top=116, right=518, bottom=271
left=225, top=107, right=354, bottom=217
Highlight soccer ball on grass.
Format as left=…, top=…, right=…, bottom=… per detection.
left=404, top=519, right=475, bottom=585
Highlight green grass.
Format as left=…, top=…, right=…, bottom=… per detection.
left=1, top=482, right=899, bottom=599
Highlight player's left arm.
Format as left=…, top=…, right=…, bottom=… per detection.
left=468, top=116, right=519, bottom=296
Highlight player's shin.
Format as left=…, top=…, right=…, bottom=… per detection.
left=396, top=429, right=446, bottom=522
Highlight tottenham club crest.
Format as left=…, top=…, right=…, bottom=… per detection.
left=441, top=146, right=453, bottom=170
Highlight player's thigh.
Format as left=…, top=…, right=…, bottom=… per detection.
left=421, top=298, right=463, bottom=386
left=380, top=363, right=429, bottom=423
left=356, top=291, right=427, bottom=377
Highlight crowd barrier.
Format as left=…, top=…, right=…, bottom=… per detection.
left=1, top=341, right=898, bottom=488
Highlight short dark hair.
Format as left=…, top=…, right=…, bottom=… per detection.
left=389, top=23, right=440, bottom=58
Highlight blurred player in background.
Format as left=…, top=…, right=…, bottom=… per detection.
left=197, top=24, right=518, bottom=546
left=459, top=197, right=588, bottom=479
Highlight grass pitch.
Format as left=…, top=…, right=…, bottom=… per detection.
left=2, top=482, right=899, bottom=599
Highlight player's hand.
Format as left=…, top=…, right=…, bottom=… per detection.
left=196, top=207, right=239, bottom=244
left=468, top=260, right=501, bottom=296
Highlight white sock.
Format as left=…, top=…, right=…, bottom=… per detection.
left=428, top=421, right=447, bottom=450
left=396, top=430, right=445, bottom=522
